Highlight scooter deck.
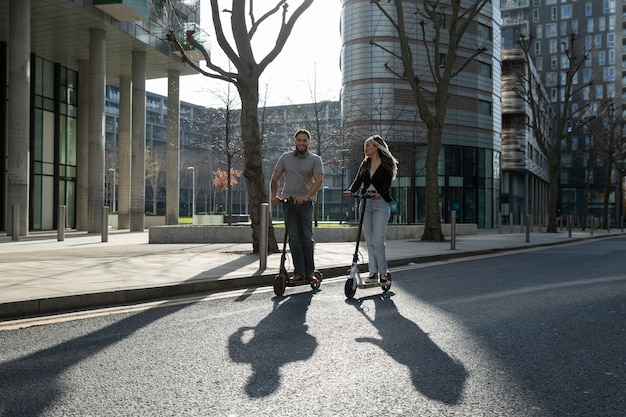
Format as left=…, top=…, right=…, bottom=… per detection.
left=285, top=277, right=319, bottom=287
left=356, top=281, right=388, bottom=289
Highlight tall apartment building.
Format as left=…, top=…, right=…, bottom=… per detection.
left=0, top=0, right=201, bottom=234
left=500, top=32, right=550, bottom=226
left=340, top=0, right=503, bottom=227
left=501, top=0, right=623, bottom=222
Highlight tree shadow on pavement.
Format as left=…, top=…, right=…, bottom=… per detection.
left=0, top=303, right=190, bottom=416
left=347, top=293, right=468, bottom=404
left=228, top=291, right=316, bottom=398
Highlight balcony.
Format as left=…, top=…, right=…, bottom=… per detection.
left=94, top=0, right=149, bottom=21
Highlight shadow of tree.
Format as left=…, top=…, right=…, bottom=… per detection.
left=0, top=304, right=190, bottom=416
left=348, top=293, right=467, bottom=404
left=228, top=292, right=316, bottom=398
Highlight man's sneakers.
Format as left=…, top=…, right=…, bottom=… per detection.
left=380, top=272, right=391, bottom=283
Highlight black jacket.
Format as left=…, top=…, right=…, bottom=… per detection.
left=348, top=160, right=394, bottom=202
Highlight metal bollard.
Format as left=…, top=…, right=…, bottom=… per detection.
left=450, top=211, right=456, bottom=250
left=525, top=214, right=530, bottom=243
left=102, top=206, right=109, bottom=242
left=568, top=215, right=572, bottom=238
left=58, top=205, right=66, bottom=241
left=260, top=203, right=269, bottom=270
left=498, top=211, right=502, bottom=234
left=509, top=212, right=513, bottom=234
left=590, top=216, right=594, bottom=235
left=11, top=205, right=19, bottom=241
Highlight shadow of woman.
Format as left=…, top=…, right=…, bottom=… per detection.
left=228, top=291, right=317, bottom=398
left=348, top=293, right=467, bottom=404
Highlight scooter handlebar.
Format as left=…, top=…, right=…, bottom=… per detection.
left=343, top=190, right=376, bottom=199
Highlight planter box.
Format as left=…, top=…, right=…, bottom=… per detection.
left=108, top=213, right=118, bottom=228
left=194, top=214, right=224, bottom=225
left=145, top=215, right=166, bottom=227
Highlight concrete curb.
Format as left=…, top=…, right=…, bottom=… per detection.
left=2, top=234, right=608, bottom=321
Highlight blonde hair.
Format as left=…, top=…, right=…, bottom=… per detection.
left=362, top=135, right=398, bottom=179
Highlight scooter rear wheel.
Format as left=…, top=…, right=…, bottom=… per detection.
left=273, top=274, right=286, bottom=296
left=381, top=273, right=392, bottom=292
left=310, top=270, right=323, bottom=290
left=344, top=278, right=356, bottom=299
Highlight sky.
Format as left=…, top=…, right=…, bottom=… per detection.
left=146, top=1, right=343, bottom=108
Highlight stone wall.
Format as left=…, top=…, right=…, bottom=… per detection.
left=148, top=223, right=477, bottom=244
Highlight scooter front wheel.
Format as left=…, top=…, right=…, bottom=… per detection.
left=273, top=274, right=286, bottom=296
left=344, top=278, right=356, bottom=299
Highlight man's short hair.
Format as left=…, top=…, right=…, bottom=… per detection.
left=293, top=128, right=311, bottom=140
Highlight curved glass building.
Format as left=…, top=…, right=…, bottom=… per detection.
left=340, top=0, right=502, bottom=227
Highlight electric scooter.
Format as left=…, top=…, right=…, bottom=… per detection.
left=344, top=192, right=392, bottom=299
left=273, top=197, right=323, bottom=296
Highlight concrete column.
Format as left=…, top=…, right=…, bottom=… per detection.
left=87, top=28, right=106, bottom=233
left=117, top=75, right=132, bottom=229
left=130, top=50, right=146, bottom=232
left=7, top=0, right=31, bottom=237
left=166, top=69, right=180, bottom=225
left=76, top=59, right=90, bottom=231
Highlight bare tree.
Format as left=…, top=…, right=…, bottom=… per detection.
left=593, top=101, right=626, bottom=229
left=371, top=0, right=491, bottom=241
left=145, top=148, right=166, bottom=215
left=210, top=83, right=243, bottom=225
left=516, top=32, right=593, bottom=232
left=168, top=0, right=314, bottom=253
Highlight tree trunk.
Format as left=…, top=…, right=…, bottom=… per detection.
left=602, top=163, right=612, bottom=229
left=421, top=128, right=445, bottom=241
left=238, top=81, right=278, bottom=253
left=546, top=164, right=560, bottom=232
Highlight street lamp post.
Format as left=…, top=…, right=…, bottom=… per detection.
left=187, top=167, right=195, bottom=222
left=322, top=185, right=329, bottom=221
left=107, top=168, right=116, bottom=212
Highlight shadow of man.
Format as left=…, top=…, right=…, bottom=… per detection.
left=228, top=291, right=317, bottom=398
left=349, top=293, right=467, bottom=404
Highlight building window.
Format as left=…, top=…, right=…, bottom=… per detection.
left=478, top=62, right=492, bottom=78
left=585, top=2, right=592, bottom=16
left=478, top=23, right=492, bottom=42
left=587, top=18, right=593, bottom=33
left=534, top=41, right=541, bottom=55
left=561, top=5, right=572, bottom=19
left=603, top=67, right=615, bottom=82
left=594, top=34, right=602, bottom=49
left=607, top=33, right=615, bottom=47
left=549, top=39, right=557, bottom=53
left=599, top=51, right=605, bottom=65
left=478, top=100, right=491, bottom=116
left=551, top=7, right=557, bottom=20
left=604, top=0, right=615, bottom=14
left=546, top=23, right=557, bottom=37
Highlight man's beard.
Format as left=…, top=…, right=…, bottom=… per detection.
left=293, top=148, right=309, bottom=158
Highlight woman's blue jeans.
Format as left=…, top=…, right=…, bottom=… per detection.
left=361, top=198, right=390, bottom=276
left=284, top=201, right=315, bottom=277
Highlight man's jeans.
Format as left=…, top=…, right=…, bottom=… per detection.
left=284, top=201, right=315, bottom=277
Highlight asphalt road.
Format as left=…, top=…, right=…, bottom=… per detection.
left=1, top=238, right=625, bottom=417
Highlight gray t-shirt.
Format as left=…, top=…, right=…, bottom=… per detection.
left=274, top=151, right=324, bottom=201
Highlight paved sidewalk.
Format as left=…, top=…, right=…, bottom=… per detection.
left=1, top=227, right=624, bottom=320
